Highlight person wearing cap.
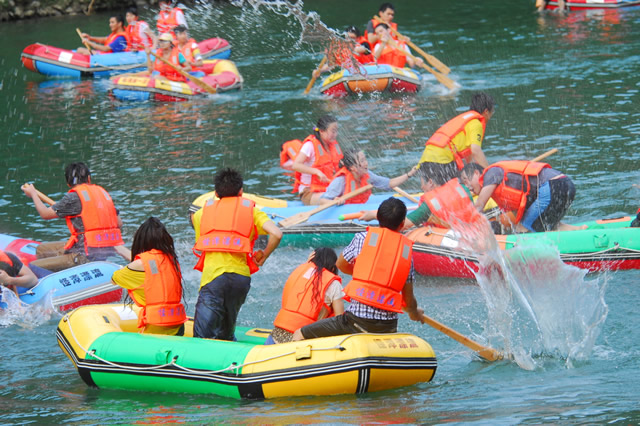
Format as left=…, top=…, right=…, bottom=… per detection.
left=174, top=25, right=203, bottom=69
left=126, top=7, right=157, bottom=51
left=145, top=33, right=190, bottom=82
left=157, top=0, right=187, bottom=35
left=78, top=14, right=129, bottom=55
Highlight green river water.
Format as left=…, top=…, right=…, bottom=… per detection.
left=1, top=0, right=639, bottom=423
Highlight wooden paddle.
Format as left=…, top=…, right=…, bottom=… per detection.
left=372, top=16, right=450, bottom=75
left=303, top=56, right=327, bottom=95
left=383, top=38, right=457, bottom=90
left=32, top=188, right=56, bottom=206
left=393, top=186, right=420, bottom=204
left=76, top=28, right=93, bottom=55
left=148, top=50, right=217, bottom=94
left=531, top=148, right=558, bottom=162
left=421, top=314, right=503, bottom=361
left=280, top=184, right=373, bottom=228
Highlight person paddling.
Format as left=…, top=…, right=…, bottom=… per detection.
left=145, top=33, right=191, bottom=82
left=21, top=162, right=130, bottom=272
left=78, top=15, right=129, bottom=55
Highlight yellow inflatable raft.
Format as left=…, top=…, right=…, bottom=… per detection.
left=57, top=304, right=437, bottom=399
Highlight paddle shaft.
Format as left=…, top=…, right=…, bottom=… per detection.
left=393, top=187, right=420, bottom=204
left=35, top=189, right=56, bottom=206
left=383, top=38, right=456, bottom=90
left=421, top=314, right=503, bottom=361
left=372, top=16, right=450, bottom=75
left=531, top=148, right=558, bottom=163
left=304, top=56, right=327, bottom=95
left=76, top=28, right=93, bottom=55
left=280, top=184, right=374, bottom=228
left=149, top=50, right=217, bottom=94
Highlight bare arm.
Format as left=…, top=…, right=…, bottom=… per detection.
left=255, top=220, right=282, bottom=266
left=21, top=184, right=58, bottom=220
left=401, top=279, right=424, bottom=322
left=388, top=167, right=417, bottom=188
left=470, top=144, right=489, bottom=168
left=336, top=253, right=353, bottom=275
left=145, top=48, right=154, bottom=74
left=0, top=265, right=38, bottom=289
left=291, top=151, right=330, bottom=183
left=474, top=184, right=498, bottom=211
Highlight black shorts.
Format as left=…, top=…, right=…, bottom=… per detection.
left=300, top=311, right=398, bottom=339
left=531, top=177, right=576, bottom=232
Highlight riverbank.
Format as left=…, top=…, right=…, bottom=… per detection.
left=1, top=0, right=157, bottom=21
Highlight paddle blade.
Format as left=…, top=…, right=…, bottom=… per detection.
left=279, top=212, right=310, bottom=228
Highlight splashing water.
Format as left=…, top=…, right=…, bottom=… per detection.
left=0, top=287, right=58, bottom=328
left=446, top=211, right=608, bottom=370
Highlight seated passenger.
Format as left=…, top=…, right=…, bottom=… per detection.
left=111, top=217, right=187, bottom=336
left=293, top=198, right=424, bottom=341
left=461, top=162, right=583, bottom=233
left=373, top=23, right=423, bottom=69
left=21, top=162, right=129, bottom=272
left=174, top=25, right=203, bottom=69
left=78, top=15, right=129, bottom=55
left=291, top=115, right=344, bottom=205
left=315, top=149, right=417, bottom=205
left=145, top=33, right=191, bottom=82
left=126, top=7, right=156, bottom=51
left=0, top=250, right=38, bottom=293
left=266, top=247, right=344, bottom=344
left=157, top=0, right=188, bottom=35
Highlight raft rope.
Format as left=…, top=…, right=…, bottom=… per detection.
left=62, top=314, right=393, bottom=377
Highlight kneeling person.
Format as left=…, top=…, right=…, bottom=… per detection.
left=461, top=161, right=579, bottom=232
left=293, top=198, right=424, bottom=341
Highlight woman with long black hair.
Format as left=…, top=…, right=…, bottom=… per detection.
left=112, top=217, right=187, bottom=336
left=266, top=247, right=344, bottom=344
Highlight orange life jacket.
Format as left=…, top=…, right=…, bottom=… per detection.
left=425, top=111, right=487, bottom=170
left=129, top=249, right=187, bottom=329
left=103, top=31, right=130, bottom=53
left=280, top=139, right=302, bottom=169
left=344, top=227, right=413, bottom=313
left=64, top=183, right=124, bottom=254
left=420, top=178, right=482, bottom=227
left=364, top=19, right=398, bottom=50
left=480, top=161, right=550, bottom=223
left=154, top=46, right=185, bottom=81
left=0, top=250, right=13, bottom=267
left=376, top=42, right=407, bottom=68
left=193, top=196, right=259, bottom=273
left=333, top=167, right=371, bottom=204
left=354, top=36, right=374, bottom=64
left=126, top=20, right=152, bottom=51
left=178, top=38, right=199, bottom=65
left=157, top=7, right=184, bottom=34
left=273, top=262, right=342, bottom=333
left=293, top=134, right=343, bottom=193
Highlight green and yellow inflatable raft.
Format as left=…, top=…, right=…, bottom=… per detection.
left=57, top=304, right=437, bottom=399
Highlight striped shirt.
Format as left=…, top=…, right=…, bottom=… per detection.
left=343, top=231, right=414, bottom=321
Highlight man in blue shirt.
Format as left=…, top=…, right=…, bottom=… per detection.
left=78, top=15, right=129, bottom=55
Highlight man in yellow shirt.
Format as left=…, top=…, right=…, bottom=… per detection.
left=192, top=168, right=282, bottom=340
left=418, top=92, right=495, bottom=183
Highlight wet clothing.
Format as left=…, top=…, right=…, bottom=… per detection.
left=408, top=182, right=475, bottom=226
left=191, top=201, right=271, bottom=340
left=192, top=272, right=251, bottom=340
